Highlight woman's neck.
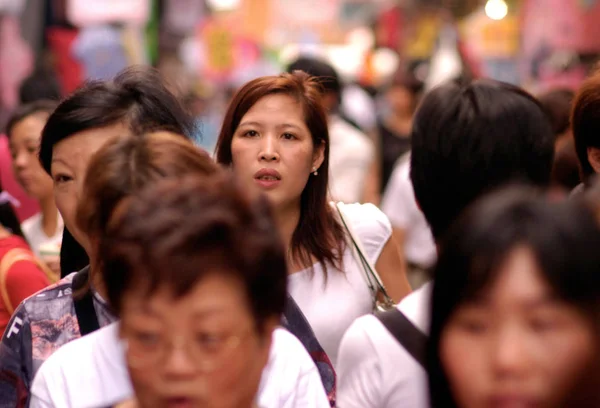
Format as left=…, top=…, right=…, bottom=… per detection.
left=39, top=194, right=59, bottom=238
left=274, top=202, right=302, bottom=272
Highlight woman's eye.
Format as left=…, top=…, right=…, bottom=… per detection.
left=529, top=316, right=560, bottom=333
left=132, top=331, right=161, bottom=347
left=53, top=174, right=73, bottom=184
left=196, top=333, right=223, bottom=351
left=282, top=133, right=296, bottom=140
left=27, top=146, right=38, bottom=154
left=243, top=130, right=258, bottom=137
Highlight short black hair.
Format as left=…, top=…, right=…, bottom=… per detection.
left=101, top=173, right=287, bottom=331
left=286, top=57, right=342, bottom=99
left=39, top=65, right=195, bottom=174
left=428, top=186, right=600, bottom=407
left=410, top=79, right=554, bottom=240
left=38, top=66, right=196, bottom=278
left=5, top=100, right=57, bottom=139
left=19, top=70, right=61, bottom=104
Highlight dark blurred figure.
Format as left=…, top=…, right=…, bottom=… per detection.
left=19, top=69, right=62, bottom=104
left=538, top=89, right=573, bottom=152
left=376, top=69, right=423, bottom=194
left=538, top=89, right=581, bottom=193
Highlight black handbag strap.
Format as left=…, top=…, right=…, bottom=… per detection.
left=375, top=308, right=427, bottom=369
left=72, top=267, right=100, bottom=336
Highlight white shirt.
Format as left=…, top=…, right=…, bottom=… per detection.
left=30, top=324, right=329, bottom=408
left=381, top=153, right=436, bottom=268
left=328, top=115, right=374, bottom=203
left=336, top=283, right=432, bottom=408
left=288, top=203, right=391, bottom=367
left=21, top=212, right=63, bottom=257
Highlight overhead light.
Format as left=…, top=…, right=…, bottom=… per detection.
left=485, top=0, right=508, bottom=20
left=206, top=0, right=241, bottom=11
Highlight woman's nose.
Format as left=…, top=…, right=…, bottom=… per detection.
left=259, top=136, right=280, bottom=162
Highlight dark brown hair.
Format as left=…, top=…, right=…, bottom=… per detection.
left=214, top=72, right=345, bottom=274
left=77, top=131, right=218, bottom=246
left=101, top=173, right=288, bottom=331
left=5, top=100, right=57, bottom=139
left=571, top=70, right=600, bottom=179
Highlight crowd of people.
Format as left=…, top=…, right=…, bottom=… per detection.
left=0, top=56, right=598, bottom=408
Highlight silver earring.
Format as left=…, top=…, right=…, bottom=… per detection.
left=312, top=168, right=318, bottom=176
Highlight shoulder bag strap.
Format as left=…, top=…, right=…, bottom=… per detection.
left=0, top=248, right=36, bottom=315
left=375, top=308, right=428, bottom=369
left=72, top=267, right=100, bottom=336
left=334, top=202, right=394, bottom=306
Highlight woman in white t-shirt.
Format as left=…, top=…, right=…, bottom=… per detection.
left=214, top=72, right=412, bottom=369
left=7, top=101, right=63, bottom=265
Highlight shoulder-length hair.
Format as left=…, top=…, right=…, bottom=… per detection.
left=215, top=72, right=345, bottom=274
left=428, top=186, right=600, bottom=407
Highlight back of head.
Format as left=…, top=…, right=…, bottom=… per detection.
left=410, top=79, right=554, bottom=240
left=428, top=186, right=600, bottom=407
left=40, top=65, right=195, bottom=174
left=100, top=173, right=287, bottom=329
left=538, top=88, right=574, bottom=136
left=77, top=132, right=218, bottom=243
left=571, top=70, right=600, bottom=180
left=286, top=57, right=341, bottom=99
left=19, top=69, right=61, bottom=104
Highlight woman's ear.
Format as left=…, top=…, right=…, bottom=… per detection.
left=312, top=140, right=325, bottom=172
left=588, top=147, right=600, bottom=173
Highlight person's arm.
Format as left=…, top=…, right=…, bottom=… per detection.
left=337, top=318, right=382, bottom=408
left=5, top=261, right=51, bottom=309
left=375, top=234, right=412, bottom=303
left=0, top=305, right=34, bottom=407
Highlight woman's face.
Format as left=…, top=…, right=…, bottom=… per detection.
left=50, top=124, right=127, bottom=254
left=10, top=113, right=54, bottom=200
left=440, top=246, right=596, bottom=408
left=386, top=86, right=414, bottom=116
left=230, top=94, right=324, bottom=210
left=120, top=272, right=274, bottom=408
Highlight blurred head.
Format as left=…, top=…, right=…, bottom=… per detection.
left=286, top=57, right=342, bottom=112
left=538, top=88, right=574, bottom=152
left=571, top=70, right=600, bottom=180
left=550, top=140, right=581, bottom=193
left=76, top=132, right=217, bottom=261
left=6, top=101, right=57, bottom=201
left=39, top=66, right=194, bottom=274
left=428, top=187, right=600, bottom=408
left=101, top=174, right=287, bottom=407
left=385, top=69, right=423, bottom=116
left=18, top=69, right=61, bottom=104
left=410, top=79, right=555, bottom=240
left=215, top=72, right=344, bottom=272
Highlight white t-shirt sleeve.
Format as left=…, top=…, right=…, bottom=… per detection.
left=339, top=202, right=392, bottom=264
left=336, top=318, right=382, bottom=408
left=30, top=356, right=68, bottom=408
left=258, top=329, right=329, bottom=408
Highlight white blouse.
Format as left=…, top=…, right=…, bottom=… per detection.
left=288, top=203, right=392, bottom=367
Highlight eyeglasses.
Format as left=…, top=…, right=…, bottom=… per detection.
left=121, top=326, right=252, bottom=372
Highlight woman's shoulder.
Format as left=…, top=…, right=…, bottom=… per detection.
left=336, top=202, right=393, bottom=261
left=337, top=202, right=392, bottom=236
